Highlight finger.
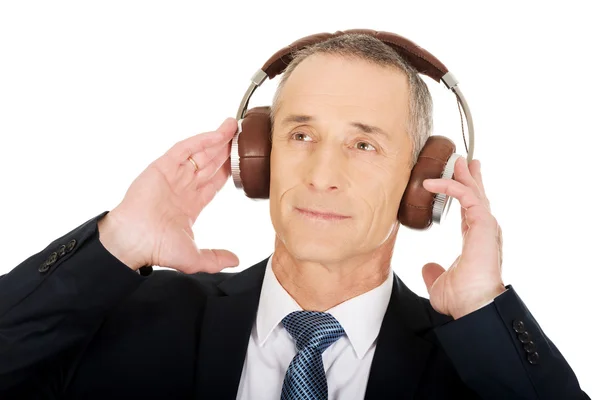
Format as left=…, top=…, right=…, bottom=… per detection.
left=182, top=138, right=231, bottom=178
left=453, top=156, right=481, bottom=196
left=195, top=156, right=231, bottom=202
left=460, top=206, right=468, bottom=236
left=469, top=159, right=487, bottom=197
left=422, top=262, right=445, bottom=294
left=190, top=140, right=232, bottom=183
left=466, top=159, right=491, bottom=211
left=164, top=140, right=228, bottom=189
left=178, top=236, right=240, bottom=273
left=200, top=156, right=231, bottom=191
left=194, top=249, right=240, bottom=273
left=165, top=229, right=239, bottom=274
left=423, top=178, right=481, bottom=210
left=184, top=154, right=200, bottom=173
left=168, top=118, right=237, bottom=163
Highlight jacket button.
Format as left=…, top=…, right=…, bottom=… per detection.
left=518, top=331, right=531, bottom=344
left=523, top=341, right=537, bottom=353
left=66, top=239, right=77, bottom=253
left=512, top=320, right=526, bottom=333
left=39, top=262, right=50, bottom=273
left=527, top=351, right=540, bottom=365
left=46, top=252, right=58, bottom=266
left=57, top=245, right=66, bottom=257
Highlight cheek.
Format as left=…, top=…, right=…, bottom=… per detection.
left=355, top=163, right=407, bottom=218
left=356, top=167, right=408, bottom=246
left=269, top=147, right=302, bottom=203
left=364, top=180, right=394, bottom=214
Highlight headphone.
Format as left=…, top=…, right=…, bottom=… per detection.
left=229, top=29, right=475, bottom=230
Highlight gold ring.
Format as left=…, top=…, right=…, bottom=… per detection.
left=187, top=156, right=199, bottom=172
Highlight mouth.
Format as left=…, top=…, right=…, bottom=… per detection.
left=294, top=207, right=351, bottom=221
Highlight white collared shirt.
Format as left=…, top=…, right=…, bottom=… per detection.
left=236, top=254, right=394, bottom=400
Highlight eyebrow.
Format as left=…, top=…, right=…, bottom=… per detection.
left=350, top=122, right=391, bottom=141
left=281, top=114, right=391, bottom=141
left=282, top=114, right=313, bottom=124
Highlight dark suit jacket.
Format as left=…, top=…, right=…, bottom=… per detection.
left=0, top=212, right=589, bottom=399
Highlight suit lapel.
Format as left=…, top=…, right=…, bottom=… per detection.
left=193, top=257, right=269, bottom=400
left=364, top=274, right=436, bottom=400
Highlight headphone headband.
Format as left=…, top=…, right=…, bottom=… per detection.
left=262, top=29, right=449, bottom=82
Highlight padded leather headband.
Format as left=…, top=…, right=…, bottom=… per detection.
left=261, top=29, right=449, bottom=83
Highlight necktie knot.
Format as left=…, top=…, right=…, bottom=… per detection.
left=281, top=310, right=345, bottom=354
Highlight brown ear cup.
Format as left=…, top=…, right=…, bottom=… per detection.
left=398, top=136, right=456, bottom=230
left=237, top=106, right=272, bottom=199
left=236, top=106, right=457, bottom=230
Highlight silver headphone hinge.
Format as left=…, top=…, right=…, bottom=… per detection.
left=441, top=71, right=459, bottom=89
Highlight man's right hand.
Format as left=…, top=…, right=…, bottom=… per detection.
left=97, top=117, right=240, bottom=274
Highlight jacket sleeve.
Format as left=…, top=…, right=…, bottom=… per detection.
left=433, top=285, right=589, bottom=399
left=0, top=211, right=148, bottom=396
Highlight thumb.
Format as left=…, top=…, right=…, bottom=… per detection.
left=422, top=262, right=445, bottom=294
left=192, top=248, right=240, bottom=274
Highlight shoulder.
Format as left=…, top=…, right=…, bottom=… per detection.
left=135, top=268, right=240, bottom=298
left=101, top=269, right=243, bottom=325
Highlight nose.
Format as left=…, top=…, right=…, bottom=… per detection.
left=304, top=144, right=346, bottom=193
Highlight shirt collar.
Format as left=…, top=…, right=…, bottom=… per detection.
left=256, top=254, right=303, bottom=347
left=255, top=254, right=394, bottom=360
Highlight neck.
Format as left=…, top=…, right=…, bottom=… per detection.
left=271, top=223, right=399, bottom=312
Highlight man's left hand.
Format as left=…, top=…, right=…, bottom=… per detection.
left=421, top=156, right=506, bottom=320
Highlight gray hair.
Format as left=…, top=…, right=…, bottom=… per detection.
left=270, top=33, right=433, bottom=168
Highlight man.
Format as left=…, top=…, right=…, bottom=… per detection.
left=0, top=33, right=589, bottom=399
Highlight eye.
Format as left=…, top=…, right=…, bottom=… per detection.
left=291, top=132, right=313, bottom=142
left=355, top=141, right=376, bottom=152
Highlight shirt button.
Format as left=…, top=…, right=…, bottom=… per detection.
left=512, top=320, right=526, bottom=333
left=527, top=351, right=540, bottom=365
left=523, top=341, right=537, bottom=353
left=518, top=331, right=532, bottom=344
left=39, top=262, right=50, bottom=273
left=66, top=239, right=77, bottom=253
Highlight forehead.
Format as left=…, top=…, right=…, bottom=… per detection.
left=277, top=54, right=410, bottom=124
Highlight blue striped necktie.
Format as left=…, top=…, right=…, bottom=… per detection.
left=280, top=311, right=346, bottom=400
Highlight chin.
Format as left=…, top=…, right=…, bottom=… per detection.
left=281, top=230, right=351, bottom=263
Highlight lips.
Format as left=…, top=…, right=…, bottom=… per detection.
left=295, top=207, right=351, bottom=220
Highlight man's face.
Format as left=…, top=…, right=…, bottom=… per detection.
left=269, top=53, right=413, bottom=264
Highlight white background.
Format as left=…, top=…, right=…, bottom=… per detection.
left=0, top=1, right=598, bottom=397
